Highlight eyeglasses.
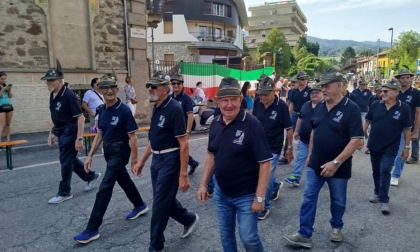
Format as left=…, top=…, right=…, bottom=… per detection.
left=310, top=91, right=321, bottom=95
left=298, top=78, right=307, bottom=81
left=171, top=82, right=181, bottom=85
left=146, top=84, right=158, bottom=89
left=381, top=90, right=389, bottom=94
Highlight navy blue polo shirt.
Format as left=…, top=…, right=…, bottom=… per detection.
left=366, top=100, right=412, bottom=155
left=298, top=101, right=316, bottom=144
left=241, top=98, right=248, bottom=110
left=398, top=86, right=420, bottom=126
left=345, top=91, right=356, bottom=102
left=351, top=88, right=373, bottom=112
left=368, top=94, right=381, bottom=107
left=286, top=88, right=294, bottom=102
left=208, top=109, right=272, bottom=197
left=49, top=85, right=82, bottom=127
left=171, top=89, right=193, bottom=123
left=97, top=98, right=138, bottom=143
left=252, top=96, right=292, bottom=153
left=289, top=86, right=311, bottom=113
left=150, top=96, right=186, bottom=151
left=308, top=97, right=364, bottom=179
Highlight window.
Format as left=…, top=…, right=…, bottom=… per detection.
left=215, top=28, right=222, bottom=39
left=164, top=21, right=173, bottom=34
left=213, top=3, right=224, bottom=16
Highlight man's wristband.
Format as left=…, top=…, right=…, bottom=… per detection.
left=186, top=130, right=191, bottom=134
left=404, top=145, right=410, bottom=149
left=287, top=146, right=293, bottom=149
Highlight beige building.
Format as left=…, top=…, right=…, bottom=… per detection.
left=0, top=0, right=150, bottom=134
left=245, top=0, right=307, bottom=59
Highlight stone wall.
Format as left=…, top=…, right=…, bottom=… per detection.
left=147, top=42, right=197, bottom=63
left=0, top=0, right=48, bottom=68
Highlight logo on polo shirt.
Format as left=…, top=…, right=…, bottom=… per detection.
left=393, top=111, right=401, bottom=120
left=405, top=95, right=412, bottom=103
left=332, top=111, right=343, bottom=123
left=55, top=102, right=62, bottom=111
left=158, top=115, right=165, bottom=127
left=233, top=130, right=244, bottom=145
left=177, top=101, right=182, bottom=106
left=270, top=111, right=277, bottom=120
left=364, top=92, right=367, bottom=96
left=303, top=91, right=308, bottom=97
left=111, top=116, right=119, bottom=126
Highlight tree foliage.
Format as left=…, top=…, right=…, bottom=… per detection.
left=393, top=30, right=420, bottom=71
left=340, top=46, right=356, bottom=67
left=257, top=28, right=291, bottom=73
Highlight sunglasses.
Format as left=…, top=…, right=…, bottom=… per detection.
left=171, top=82, right=181, bottom=85
left=381, top=90, right=389, bottom=94
left=99, top=86, right=117, bottom=90
left=146, top=83, right=158, bottom=89
left=310, top=91, right=321, bottom=95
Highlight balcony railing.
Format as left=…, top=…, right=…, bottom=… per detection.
left=191, top=32, right=236, bottom=43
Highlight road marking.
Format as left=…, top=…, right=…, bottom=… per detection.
left=0, top=137, right=209, bottom=173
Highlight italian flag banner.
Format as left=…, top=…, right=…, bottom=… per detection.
left=179, top=62, right=274, bottom=98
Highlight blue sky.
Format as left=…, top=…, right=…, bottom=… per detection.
left=245, top=0, right=420, bottom=42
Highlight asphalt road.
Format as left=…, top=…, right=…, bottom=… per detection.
left=1, top=131, right=419, bottom=252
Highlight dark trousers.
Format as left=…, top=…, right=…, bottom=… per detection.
left=188, top=155, right=198, bottom=167
left=282, top=112, right=298, bottom=157
left=57, top=125, right=95, bottom=196
left=370, top=150, right=396, bottom=203
left=149, top=151, right=195, bottom=251
left=86, top=142, right=145, bottom=231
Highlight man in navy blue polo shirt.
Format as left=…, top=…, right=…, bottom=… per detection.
left=284, top=72, right=363, bottom=248
left=364, top=80, right=411, bottom=215
left=197, top=77, right=272, bottom=252
left=280, top=71, right=310, bottom=165
left=341, top=78, right=356, bottom=102
left=43, top=61, right=99, bottom=204
left=252, top=76, right=293, bottom=220
left=285, top=83, right=323, bottom=187
left=391, top=68, right=420, bottom=186
left=134, top=76, right=198, bottom=252
left=351, top=77, right=373, bottom=121
left=170, top=74, right=200, bottom=175
left=74, top=73, right=148, bottom=244
left=368, top=82, right=382, bottom=107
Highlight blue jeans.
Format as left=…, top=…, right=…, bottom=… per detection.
left=86, top=141, right=145, bottom=231
left=149, top=151, right=195, bottom=251
left=360, top=112, right=367, bottom=122
left=57, top=124, right=95, bottom=196
left=411, top=130, right=419, bottom=160
left=392, top=133, right=405, bottom=178
left=370, top=150, right=395, bottom=203
left=298, top=168, right=348, bottom=238
left=291, top=140, right=309, bottom=179
left=214, top=179, right=264, bottom=252
left=207, top=173, right=215, bottom=194
left=264, top=153, right=280, bottom=211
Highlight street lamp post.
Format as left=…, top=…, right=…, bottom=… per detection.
left=376, top=39, right=380, bottom=77
left=388, top=27, right=393, bottom=77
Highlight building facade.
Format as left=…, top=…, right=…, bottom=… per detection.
left=0, top=0, right=150, bottom=134
left=146, top=0, right=248, bottom=65
left=245, top=0, right=307, bottom=59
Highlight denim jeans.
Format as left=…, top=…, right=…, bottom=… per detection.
left=149, top=151, right=195, bottom=251
left=392, top=133, right=405, bottom=178
left=214, top=179, right=264, bottom=252
left=57, top=124, right=95, bottom=196
left=207, top=173, right=215, bottom=194
left=370, top=150, right=395, bottom=203
left=360, top=112, right=367, bottom=122
left=86, top=141, right=145, bottom=231
left=298, top=168, right=348, bottom=238
left=411, top=130, right=419, bottom=160
left=291, top=140, right=309, bottom=179
left=264, top=153, right=280, bottom=211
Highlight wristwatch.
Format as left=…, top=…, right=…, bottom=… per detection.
left=77, top=137, right=83, bottom=141
left=333, top=160, right=341, bottom=168
left=256, top=196, right=265, bottom=203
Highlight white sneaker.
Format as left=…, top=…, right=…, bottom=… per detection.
left=390, top=177, right=399, bottom=186
left=48, top=195, right=73, bottom=204
left=85, top=172, right=101, bottom=192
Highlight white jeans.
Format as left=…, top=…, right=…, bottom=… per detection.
left=126, top=102, right=136, bottom=117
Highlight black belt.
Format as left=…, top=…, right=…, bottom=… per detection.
left=103, top=141, right=127, bottom=147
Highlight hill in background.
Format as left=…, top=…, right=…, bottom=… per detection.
left=308, top=36, right=391, bottom=57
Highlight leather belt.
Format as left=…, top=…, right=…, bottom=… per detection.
left=152, top=147, right=180, bottom=154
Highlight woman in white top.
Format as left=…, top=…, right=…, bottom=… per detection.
left=194, top=81, right=207, bottom=116
left=82, top=78, right=104, bottom=127
left=124, top=76, right=137, bottom=117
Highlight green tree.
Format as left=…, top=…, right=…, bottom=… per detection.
left=393, top=30, right=420, bottom=71
left=296, top=54, right=330, bottom=77
left=340, top=46, right=356, bottom=67
left=257, top=28, right=291, bottom=73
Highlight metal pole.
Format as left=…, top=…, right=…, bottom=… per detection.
left=376, top=39, right=380, bottom=77
left=152, top=28, right=155, bottom=74
left=123, top=0, right=130, bottom=76
left=388, top=28, right=393, bottom=77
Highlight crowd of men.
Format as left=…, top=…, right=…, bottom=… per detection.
left=42, top=60, right=419, bottom=251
